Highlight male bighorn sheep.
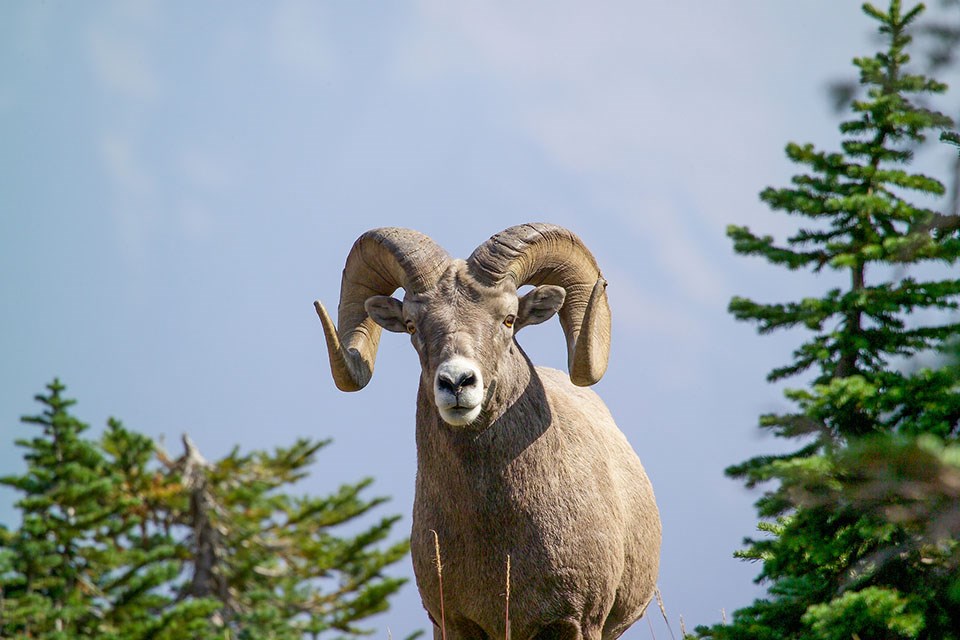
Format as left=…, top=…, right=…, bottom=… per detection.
left=315, top=223, right=660, bottom=640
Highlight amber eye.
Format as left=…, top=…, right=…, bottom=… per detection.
left=503, top=315, right=516, bottom=329
left=406, top=322, right=417, bottom=335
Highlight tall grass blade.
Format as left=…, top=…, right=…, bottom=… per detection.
left=504, top=555, right=511, bottom=640
left=431, top=530, right=447, bottom=640
left=647, top=616, right=658, bottom=640
left=655, top=587, right=676, bottom=640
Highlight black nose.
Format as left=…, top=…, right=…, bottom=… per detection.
left=437, top=371, right=478, bottom=394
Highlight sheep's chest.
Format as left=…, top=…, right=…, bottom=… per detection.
left=411, top=416, right=621, bottom=638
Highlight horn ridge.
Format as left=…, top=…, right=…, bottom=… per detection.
left=317, top=228, right=450, bottom=392
left=467, top=223, right=611, bottom=386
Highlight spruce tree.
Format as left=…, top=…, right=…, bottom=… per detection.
left=696, top=2, right=960, bottom=638
left=0, top=380, right=216, bottom=638
left=157, top=434, right=409, bottom=639
left=0, top=381, right=409, bottom=639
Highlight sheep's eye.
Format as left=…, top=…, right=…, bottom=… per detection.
left=406, top=322, right=417, bottom=335
left=503, top=315, right=516, bottom=329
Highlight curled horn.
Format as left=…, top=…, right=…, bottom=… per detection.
left=315, top=228, right=450, bottom=391
left=467, top=223, right=611, bottom=386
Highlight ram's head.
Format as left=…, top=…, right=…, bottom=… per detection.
left=315, top=224, right=611, bottom=427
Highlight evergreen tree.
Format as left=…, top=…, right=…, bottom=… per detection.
left=0, top=380, right=409, bottom=639
left=696, top=2, right=960, bottom=638
left=0, top=379, right=211, bottom=639
left=830, top=0, right=960, bottom=212
left=156, top=434, right=409, bottom=639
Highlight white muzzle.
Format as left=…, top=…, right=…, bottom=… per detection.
left=434, top=356, right=484, bottom=426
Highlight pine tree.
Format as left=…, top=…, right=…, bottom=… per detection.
left=99, top=419, right=223, bottom=640
left=156, top=434, right=410, bottom=639
left=0, top=380, right=215, bottom=638
left=830, top=0, right=960, bottom=213
left=696, top=2, right=960, bottom=638
left=0, top=380, right=409, bottom=639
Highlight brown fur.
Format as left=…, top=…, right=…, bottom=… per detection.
left=369, top=261, right=661, bottom=640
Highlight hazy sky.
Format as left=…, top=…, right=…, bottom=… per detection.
left=3, top=2, right=958, bottom=638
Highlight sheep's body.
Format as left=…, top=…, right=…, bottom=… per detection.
left=412, top=365, right=659, bottom=640
left=315, top=224, right=661, bottom=640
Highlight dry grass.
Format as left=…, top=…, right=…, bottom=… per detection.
left=649, top=588, right=730, bottom=640
left=655, top=587, right=677, bottom=640
left=422, top=535, right=701, bottom=640
left=504, top=555, right=511, bottom=640
left=428, top=535, right=514, bottom=640
left=430, top=530, right=447, bottom=640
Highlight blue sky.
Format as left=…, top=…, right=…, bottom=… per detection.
left=3, top=2, right=958, bottom=637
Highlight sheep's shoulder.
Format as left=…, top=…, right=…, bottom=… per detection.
left=533, top=366, right=624, bottom=443
left=531, top=365, right=657, bottom=530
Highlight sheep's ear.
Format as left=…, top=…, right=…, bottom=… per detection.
left=365, top=296, right=406, bottom=333
left=516, top=285, right=566, bottom=331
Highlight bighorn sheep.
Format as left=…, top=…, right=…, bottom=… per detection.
left=315, top=223, right=661, bottom=640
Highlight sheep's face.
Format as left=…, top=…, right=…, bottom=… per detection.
left=365, top=261, right=565, bottom=427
